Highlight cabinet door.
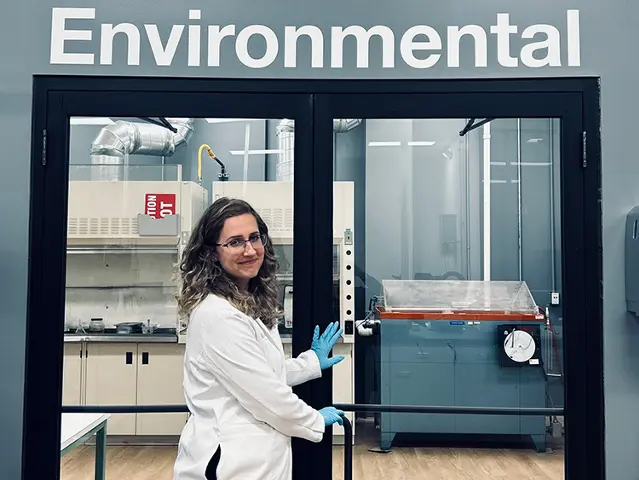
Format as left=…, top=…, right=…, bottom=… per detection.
left=62, top=343, right=83, bottom=406
left=84, top=343, right=138, bottom=435
left=136, top=343, right=188, bottom=435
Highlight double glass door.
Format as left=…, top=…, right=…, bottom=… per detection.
left=25, top=78, right=601, bottom=480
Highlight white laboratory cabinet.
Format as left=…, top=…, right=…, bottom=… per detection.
left=62, top=343, right=83, bottom=406
left=62, top=342, right=187, bottom=437
left=135, top=344, right=189, bottom=436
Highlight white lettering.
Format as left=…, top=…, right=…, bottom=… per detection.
left=447, top=25, right=487, bottom=68
left=144, top=24, right=184, bottom=66
left=400, top=26, right=441, bottom=69
left=146, top=195, right=157, bottom=217
left=207, top=25, right=236, bottom=67
left=520, top=24, right=561, bottom=67
left=100, top=23, right=140, bottom=65
left=188, top=10, right=202, bottom=67
left=490, top=13, right=518, bottom=67
left=284, top=26, right=324, bottom=68
left=567, top=9, right=581, bottom=67
left=160, top=201, right=174, bottom=217
left=50, top=7, right=95, bottom=64
left=48, top=8, right=583, bottom=70
left=236, top=25, right=279, bottom=68
left=331, top=26, right=395, bottom=68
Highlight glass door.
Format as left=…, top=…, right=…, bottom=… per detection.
left=24, top=78, right=602, bottom=480
left=313, top=89, right=601, bottom=480
left=24, top=81, right=318, bottom=480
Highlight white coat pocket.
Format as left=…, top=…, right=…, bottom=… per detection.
left=216, top=422, right=291, bottom=480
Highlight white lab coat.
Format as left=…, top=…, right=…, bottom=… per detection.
left=173, top=294, right=325, bottom=480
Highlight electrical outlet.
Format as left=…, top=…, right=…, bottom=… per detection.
left=344, top=228, right=353, bottom=245
left=551, top=292, right=560, bottom=305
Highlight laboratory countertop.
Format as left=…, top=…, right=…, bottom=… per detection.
left=64, top=333, right=178, bottom=343
left=62, top=332, right=336, bottom=344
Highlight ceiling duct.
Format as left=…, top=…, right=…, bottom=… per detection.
left=89, top=118, right=195, bottom=180
left=276, top=118, right=362, bottom=181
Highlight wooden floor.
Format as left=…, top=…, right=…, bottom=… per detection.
left=60, top=423, right=565, bottom=480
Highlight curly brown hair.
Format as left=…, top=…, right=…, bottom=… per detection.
left=176, top=197, right=281, bottom=328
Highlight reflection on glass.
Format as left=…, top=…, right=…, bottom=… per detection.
left=60, top=116, right=299, bottom=479
left=69, top=163, right=183, bottom=182
left=333, top=118, right=564, bottom=479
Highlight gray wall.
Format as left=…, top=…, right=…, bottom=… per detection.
left=1, top=2, right=637, bottom=478
left=186, top=119, right=268, bottom=202
left=356, top=119, right=561, bottom=301
left=485, top=119, right=560, bottom=305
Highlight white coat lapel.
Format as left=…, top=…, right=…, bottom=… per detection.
left=252, top=317, right=287, bottom=379
left=253, top=317, right=284, bottom=355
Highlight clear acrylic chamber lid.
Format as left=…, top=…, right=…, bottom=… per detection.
left=380, top=280, right=539, bottom=317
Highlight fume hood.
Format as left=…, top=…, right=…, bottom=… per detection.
left=67, top=180, right=207, bottom=251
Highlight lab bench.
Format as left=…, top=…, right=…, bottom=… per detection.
left=61, top=413, right=109, bottom=480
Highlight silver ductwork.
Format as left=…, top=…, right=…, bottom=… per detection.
left=275, top=118, right=362, bottom=181
left=89, top=118, right=195, bottom=180
left=275, top=119, right=295, bottom=182
left=332, top=118, right=363, bottom=133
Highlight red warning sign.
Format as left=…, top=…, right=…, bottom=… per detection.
left=145, top=193, right=176, bottom=219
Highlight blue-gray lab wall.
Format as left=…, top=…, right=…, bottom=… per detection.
left=1, top=2, right=636, bottom=478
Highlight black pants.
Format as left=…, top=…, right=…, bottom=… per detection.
left=204, top=446, right=221, bottom=480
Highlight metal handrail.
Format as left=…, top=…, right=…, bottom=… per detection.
left=334, top=404, right=564, bottom=416
left=60, top=403, right=562, bottom=480
left=341, top=415, right=352, bottom=480
left=60, top=404, right=564, bottom=415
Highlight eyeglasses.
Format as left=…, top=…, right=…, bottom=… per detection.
left=217, top=233, right=268, bottom=252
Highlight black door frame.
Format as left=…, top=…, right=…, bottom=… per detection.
left=25, top=81, right=318, bottom=479
left=25, top=76, right=602, bottom=480
left=312, top=84, right=602, bottom=480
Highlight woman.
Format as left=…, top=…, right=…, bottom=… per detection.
left=173, top=197, right=346, bottom=480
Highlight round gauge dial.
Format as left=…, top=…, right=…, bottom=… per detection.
left=503, top=329, right=536, bottom=363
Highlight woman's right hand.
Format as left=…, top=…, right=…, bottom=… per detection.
left=319, top=407, right=344, bottom=426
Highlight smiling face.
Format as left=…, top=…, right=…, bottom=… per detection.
left=215, top=213, right=265, bottom=290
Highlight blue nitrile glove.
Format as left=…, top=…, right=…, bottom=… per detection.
left=319, top=407, right=344, bottom=426
left=311, top=321, right=344, bottom=370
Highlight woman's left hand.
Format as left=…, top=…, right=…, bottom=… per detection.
left=311, top=321, right=345, bottom=370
